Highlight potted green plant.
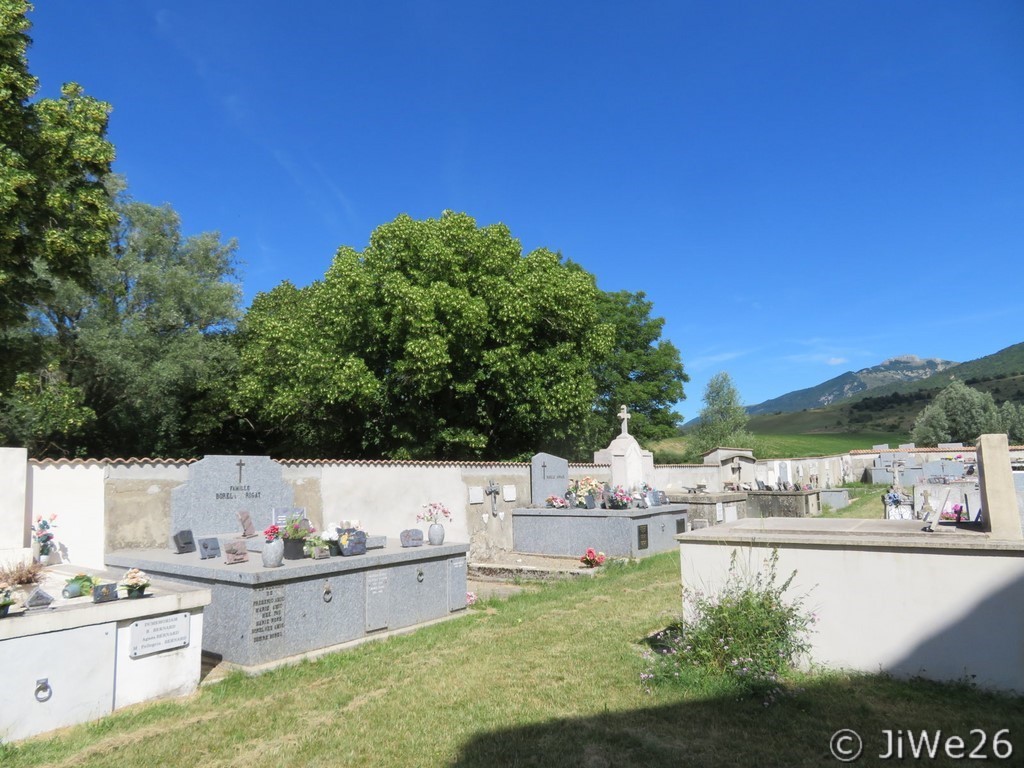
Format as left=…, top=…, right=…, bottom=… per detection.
left=0, top=581, right=15, bottom=618
left=119, top=568, right=151, bottom=598
left=62, top=573, right=96, bottom=598
left=280, top=515, right=315, bottom=560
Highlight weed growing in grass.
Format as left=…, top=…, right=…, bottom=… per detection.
left=642, top=549, right=815, bottom=704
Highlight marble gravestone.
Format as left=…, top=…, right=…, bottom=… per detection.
left=531, top=452, right=569, bottom=506
left=170, top=455, right=295, bottom=552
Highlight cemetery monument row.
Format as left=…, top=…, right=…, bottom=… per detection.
left=515, top=407, right=690, bottom=558
left=107, top=454, right=468, bottom=668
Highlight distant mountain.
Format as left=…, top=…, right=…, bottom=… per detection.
left=746, top=355, right=959, bottom=415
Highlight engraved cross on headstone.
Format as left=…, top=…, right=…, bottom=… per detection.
left=236, top=458, right=246, bottom=484
left=618, top=404, right=631, bottom=436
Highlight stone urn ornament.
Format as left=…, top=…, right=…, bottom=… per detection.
left=262, top=524, right=285, bottom=567
left=428, top=523, right=445, bottom=546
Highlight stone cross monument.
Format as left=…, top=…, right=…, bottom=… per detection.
left=594, top=405, right=655, bottom=491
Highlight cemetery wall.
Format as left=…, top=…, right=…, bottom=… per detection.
left=679, top=529, right=1024, bottom=692
left=5, top=445, right=1022, bottom=570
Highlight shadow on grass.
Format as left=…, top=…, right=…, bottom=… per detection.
left=449, top=674, right=1024, bottom=768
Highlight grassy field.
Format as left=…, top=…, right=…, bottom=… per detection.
left=5, top=552, right=1021, bottom=768
left=651, top=432, right=906, bottom=462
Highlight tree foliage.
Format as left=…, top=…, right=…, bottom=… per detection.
left=910, top=379, right=1003, bottom=446
left=1, top=189, right=243, bottom=457
left=585, top=289, right=687, bottom=450
left=0, top=362, right=94, bottom=456
left=236, top=212, right=614, bottom=459
left=688, top=372, right=754, bottom=459
left=0, top=1, right=116, bottom=327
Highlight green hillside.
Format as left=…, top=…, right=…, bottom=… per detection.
left=846, top=341, right=1024, bottom=402
left=748, top=342, right=1024, bottom=436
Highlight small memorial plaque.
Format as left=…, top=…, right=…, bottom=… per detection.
left=637, top=524, right=649, bottom=550
left=129, top=612, right=190, bottom=658
left=658, top=491, right=669, bottom=505
left=676, top=518, right=688, bottom=535
left=647, top=490, right=659, bottom=507
left=585, top=493, right=597, bottom=510
left=311, top=545, right=330, bottom=559
left=223, top=539, right=249, bottom=564
left=237, top=510, right=257, bottom=538
left=198, top=537, right=222, bottom=560
left=341, top=529, right=367, bottom=556
left=25, top=586, right=54, bottom=608
left=92, top=583, right=119, bottom=603
left=173, top=529, right=196, bottom=554
left=400, top=529, right=423, bottom=547
left=272, top=507, right=306, bottom=527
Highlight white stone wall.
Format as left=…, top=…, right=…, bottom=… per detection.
left=0, top=447, right=28, bottom=560
left=679, top=533, right=1024, bottom=692
left=29, top=462, right=107, bottom=569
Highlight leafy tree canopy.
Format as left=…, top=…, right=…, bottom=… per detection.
left=1, top=185, right=243, bottom=457
left=0, top=1, right=116, bottom=327
left=687, top=372, right=754, bottom=459
left=911, top=379, right=1002, bottom=446
left=236, top=211, right=614, bottom=459
left=585, top=288, right=687, bottom=449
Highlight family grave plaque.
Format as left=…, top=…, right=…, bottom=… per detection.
left=198, top=537, right=221, bottom=560
left=223, top=539, right=249, bottom=564
left=637, top=524, right=649, bottom=551
left=341, top=529, right=367, bottom=556
left=272, top=507, right=306, bottom=527
left=173, top=529, right=196, bottom=554
left=92, top=583, right=118, bottom=603
left=400, top=529, right=423, bottom=547
left=129, top=613, right=191, bottom=658
left=237, top=510, right=257, bottom=538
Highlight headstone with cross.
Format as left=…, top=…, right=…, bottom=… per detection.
left=530, top=452, right=569, bottom=507
left=169, top=455, right=296, bottom=551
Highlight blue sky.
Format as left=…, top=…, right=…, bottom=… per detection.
left=25, top=2, right=1024, bottom=418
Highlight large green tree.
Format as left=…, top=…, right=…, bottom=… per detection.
left=236, top=212, right=614, bottom=459
left=1, top=189, right=243, bottom=457
left=0, top=1, right=116, bottom=329
left=687, top=371, right=754, bottom=459
left=585, top=289, right=687, bottom=449
left=911, top=379, right=1001, bottom=446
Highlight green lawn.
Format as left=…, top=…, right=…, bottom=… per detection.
left=4, top=552, right=1021, bottom=768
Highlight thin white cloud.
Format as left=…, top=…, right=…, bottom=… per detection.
left=827, top=357, right=848, bottom=365
left=689, top=350, right=746, bottom=371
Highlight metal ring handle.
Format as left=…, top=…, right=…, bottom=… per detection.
left=35, top=679, right=52, bottom=703
left=417, top=569, right=424, bottom=583
left=323, top=581, right=333, bottom=603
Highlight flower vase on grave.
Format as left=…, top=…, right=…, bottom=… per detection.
left=262, top=537, right=285, bottom=567
left=282, top=538, right=305, bottom=560
left=428, top=523, right=445, bottom=546
left=126, top=585, right=147, bottom=599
